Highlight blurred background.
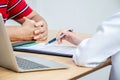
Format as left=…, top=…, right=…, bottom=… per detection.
left=6, top=0, right=120, bottom=34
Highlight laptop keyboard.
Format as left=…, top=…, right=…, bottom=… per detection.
left=16, top=57, right=49, bottom=70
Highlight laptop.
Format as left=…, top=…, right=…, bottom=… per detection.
left=0, top=14, right=68, bottom=72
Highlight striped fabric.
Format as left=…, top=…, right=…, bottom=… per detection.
left=0, top=0, right=32, bottom=22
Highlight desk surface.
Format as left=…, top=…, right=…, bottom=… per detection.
left=0, top=30, right=111, bottom=80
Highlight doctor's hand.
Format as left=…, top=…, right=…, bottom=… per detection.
left=33, top=20, right=48, bottom=41
left=56, top=29, right=81, bottom=46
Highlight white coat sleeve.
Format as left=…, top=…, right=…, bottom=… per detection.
left=73, top=11, right=120, bottom=67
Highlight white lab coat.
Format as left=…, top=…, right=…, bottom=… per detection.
left=73, top=10, right=120, bottom=80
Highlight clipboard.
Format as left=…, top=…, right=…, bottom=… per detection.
left=12, top=41, right=76, bottom=57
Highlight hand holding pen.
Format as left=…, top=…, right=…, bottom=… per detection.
left=46, top=29, right=81, bottom=46
left=45, top=29, right=73, bottom=45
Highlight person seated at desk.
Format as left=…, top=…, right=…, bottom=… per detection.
left=0, top=0, right=48, bottom=41
left=56, top=10, right=120, bottom=80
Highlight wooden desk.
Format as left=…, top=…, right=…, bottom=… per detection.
left=0, top=30, right=111, bottom=80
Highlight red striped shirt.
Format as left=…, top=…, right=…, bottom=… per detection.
left=0, top=0, right=32, bottom=22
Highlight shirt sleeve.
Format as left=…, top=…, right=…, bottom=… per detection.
left=73, top=10, right=120, bottom=67
left=7, top=0, right=33, bottom=20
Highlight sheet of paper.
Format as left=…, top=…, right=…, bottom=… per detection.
left=15, top=42, right=76, bottom=56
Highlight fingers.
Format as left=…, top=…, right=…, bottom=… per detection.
left=34, top=29, right=41, bottom=35
left=33, top=29, right=48, bottom=41
left=56, top=30, right=69, bottom=44
left=33, top=20, right=48, bottom=41
left=34, top=20, right=48, bottom=34
left=34, top=31, right=48, bottom=41
left=22, top=18, right=48, bottom=41
left=35, top=21, right=44, bottom=27
left=34, top=35, right=48, bottom=41
left=56, top=29, right=76, bottom=44
left=33, top=25, right=48, bottom=41
left=34, top=27, right=46, bottom=34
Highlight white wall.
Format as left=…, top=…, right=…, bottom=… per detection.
left=6, top=0, right=120, bottom=34
left=35, top=0, right=120, bottom=34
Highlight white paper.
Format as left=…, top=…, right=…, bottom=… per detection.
left=15, top=42, right=76, bottom=56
